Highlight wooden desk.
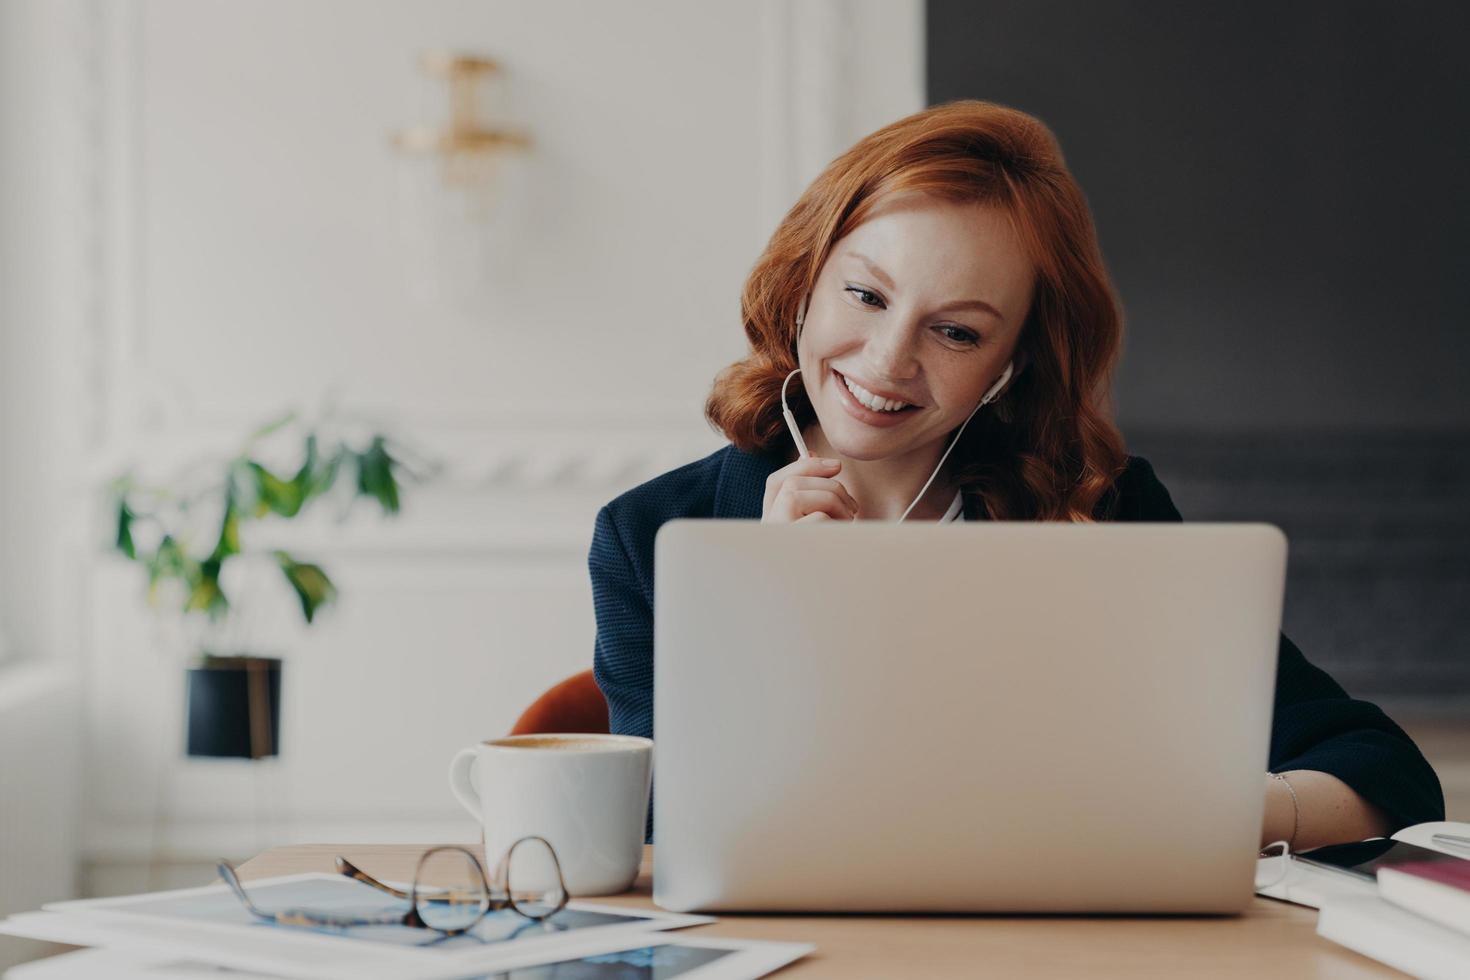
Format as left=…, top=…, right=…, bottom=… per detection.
left=238, top=844, right=1400, bottom=979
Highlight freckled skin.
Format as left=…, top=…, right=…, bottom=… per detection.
left=795, top=192, right=1035, bottom=521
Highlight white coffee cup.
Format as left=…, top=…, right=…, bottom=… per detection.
left=448, top=733, right=653, bottom=896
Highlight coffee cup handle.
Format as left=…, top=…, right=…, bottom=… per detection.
left=448, top=748, right=482, bottom=820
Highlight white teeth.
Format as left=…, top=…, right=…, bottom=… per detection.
left=843, top=375, right=910, bottom=412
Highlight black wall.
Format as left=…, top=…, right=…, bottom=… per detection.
left=928, top=0, right=1470, bottom=432
left=927, top=1, right=1469, bottom=703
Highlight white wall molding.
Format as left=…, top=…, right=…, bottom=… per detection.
left=0, top=0, right=94, bottom=935
left=97, top=0, right=146, bottom=451
left=757, top=0, right=925, bottom=237
left=89, top=425, right=730, bottom=500
left=87, top=812, right=474, bottom=863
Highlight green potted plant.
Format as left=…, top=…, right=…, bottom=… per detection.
left=109, top=414, right=427, bottom=759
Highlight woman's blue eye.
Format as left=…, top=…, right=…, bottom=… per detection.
left=939, top=325, right=980, bottom=346
left=843, top=285, right=979, bottom=347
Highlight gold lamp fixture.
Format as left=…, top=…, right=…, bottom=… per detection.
left=392, top=52, right=530, bottom=195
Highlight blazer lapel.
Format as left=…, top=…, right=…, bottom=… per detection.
left=712, top=445, right=786, bottom=519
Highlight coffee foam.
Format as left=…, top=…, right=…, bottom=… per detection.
left=488, top=735, right=635, bottom=752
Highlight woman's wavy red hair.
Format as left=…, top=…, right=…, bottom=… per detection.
left=704, top=99, right=1129, bottom=521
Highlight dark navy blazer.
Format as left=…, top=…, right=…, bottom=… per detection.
left=589, top=443, right=1445, bottom=839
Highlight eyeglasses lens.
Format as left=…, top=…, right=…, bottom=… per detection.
left=502, top=836, right=568, bottom=919
left=414, top=848, right=490, bottom=932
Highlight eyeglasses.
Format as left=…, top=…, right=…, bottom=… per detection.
left=217, top=837, right=570, bottom=936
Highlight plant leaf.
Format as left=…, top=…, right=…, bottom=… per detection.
left=292, top=432, right=343, bottom=502
left=115, top=500, right=136, bottom=559
left=312, top=447, right=343, bottom=499
left=211, top=498, right=241, bottom=562
left=146, top=535, right=188, bottom=606
left=355, top=436, right=400, bottom=514
left=184, top=558, right=228, bottom=621
left=250, top=461, right=306, bottom=518
left=291, top=432, right=319, bottom=496
left=275, top=551, right=337, bottom=624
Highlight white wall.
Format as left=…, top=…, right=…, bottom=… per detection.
left=0, top=0, right=922, bottom=898
left=0, top=0, right=90, bottom=962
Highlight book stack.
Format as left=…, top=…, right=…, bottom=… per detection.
left=1318, top=832, right=1470, bottom=980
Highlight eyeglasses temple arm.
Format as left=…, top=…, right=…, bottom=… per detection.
left=335, top=856, right=412, bottom=900
left=216, top=861, right=271, bottom=919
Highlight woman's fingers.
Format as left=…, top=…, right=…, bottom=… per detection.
left=764, top=455, right=840, bottom=511
left=781, top=488, right=858, bottom=521
left=784, top=476, right=861, bottom=516
left=761, top=456, right=861, bottom=523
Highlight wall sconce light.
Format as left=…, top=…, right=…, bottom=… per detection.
left=392, top=52, right=531, bottom=216
left=390, top=52, right=531, bottom=308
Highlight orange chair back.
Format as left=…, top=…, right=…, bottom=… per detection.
left=508, top=669, right=610, bottom=736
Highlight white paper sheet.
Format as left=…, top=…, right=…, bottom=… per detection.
left=1, top=921, right=812, bottom=980
left=8, top=872, right=712, bottom=980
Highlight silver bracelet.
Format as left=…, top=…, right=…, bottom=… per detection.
left=1271, top=772, right=1300, bottom=852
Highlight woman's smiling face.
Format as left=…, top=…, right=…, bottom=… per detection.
left=798, top=192, right=1036, bottom=461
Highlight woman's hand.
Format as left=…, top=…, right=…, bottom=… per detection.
left=761, top=456, right=861, bottom=524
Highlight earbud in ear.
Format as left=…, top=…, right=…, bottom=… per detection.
left=979, top=361, right=1015, bottom=406
left=782, top=292, right=812, bottom=458
left=782, top=370, right=809, bottom=458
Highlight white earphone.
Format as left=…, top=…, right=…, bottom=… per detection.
left=780, top=292, right=1015, bottom=522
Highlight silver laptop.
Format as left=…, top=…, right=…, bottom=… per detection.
left=652, top=520, right=1287, bottom=914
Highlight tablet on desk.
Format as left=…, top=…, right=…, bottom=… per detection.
left=652, top=520, right=1287, bottom=914
left=1296, top=839, right=1468, bottom=881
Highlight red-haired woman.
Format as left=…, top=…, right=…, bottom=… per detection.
left=589, top=100, right=1443, bottom=847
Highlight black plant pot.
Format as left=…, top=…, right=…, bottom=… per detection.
left=185, top=655, right=282, bottom=759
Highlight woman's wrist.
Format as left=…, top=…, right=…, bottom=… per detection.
left=1260, top=768, right=1394, bottom=851
left=1267, top=773, right=1300, bottom=850
left=1261, top=772, right=1298, bottom=849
